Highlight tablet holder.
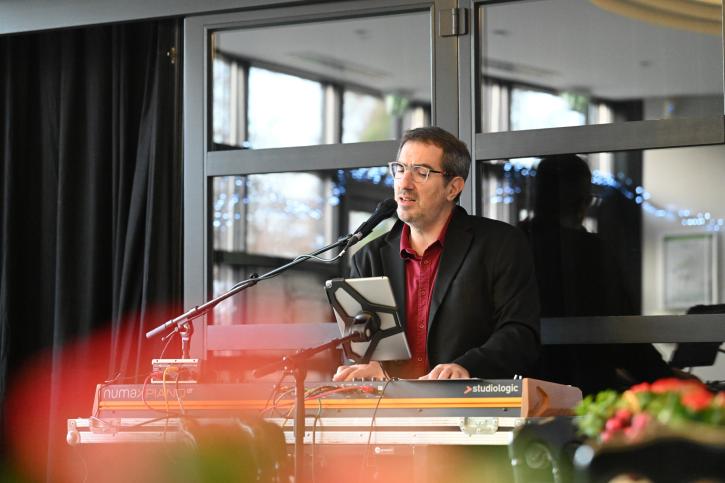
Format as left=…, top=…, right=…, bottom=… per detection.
left=325, top=278, right=406, bottom=365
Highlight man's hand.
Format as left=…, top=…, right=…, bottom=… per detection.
left=333, top=361, right=386, bottom=381
left=419, top=363, right=470, bottom=380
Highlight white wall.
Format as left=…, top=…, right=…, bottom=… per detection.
left=643, top=144, right=725, bottom=382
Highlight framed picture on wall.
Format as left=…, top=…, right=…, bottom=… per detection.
left=663, top=233, right=718, bottom=310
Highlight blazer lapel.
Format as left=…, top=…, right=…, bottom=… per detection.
left=380, top=225, right=407, bottom=327
left=428, top=208, right=473, bottom=332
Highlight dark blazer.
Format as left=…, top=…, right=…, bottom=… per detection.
left=350, top=206, right=541, bottom=378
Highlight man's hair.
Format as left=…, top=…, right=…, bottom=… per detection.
left=398, top=126, right=471, bottom=185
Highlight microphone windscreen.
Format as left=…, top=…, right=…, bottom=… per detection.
left=350, top=198, right=398, bottom=244
left=376, top=198, right=398, bottom=217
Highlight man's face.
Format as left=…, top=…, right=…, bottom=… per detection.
left=394, top=140, right=462, bottom=232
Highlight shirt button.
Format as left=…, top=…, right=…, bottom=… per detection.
left=418, top=324, right=424, bottom=329
left=423, top=260, right=429, bottom=265
left=417, top=357, right=423, bottom=362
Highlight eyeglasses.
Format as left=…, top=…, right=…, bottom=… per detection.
left=388, top=161, right=450, bottom=183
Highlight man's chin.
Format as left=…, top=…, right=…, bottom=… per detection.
left=397, top=211, right=418, bottom=226
left=397, top=207, right=413, bottom=221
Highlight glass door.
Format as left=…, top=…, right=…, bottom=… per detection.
left=183, top=0, right=463, bottom=362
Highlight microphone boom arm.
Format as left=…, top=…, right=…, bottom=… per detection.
left=146, top=198, right=396, bottom=341
left=145, top=233, right=353, bottom=339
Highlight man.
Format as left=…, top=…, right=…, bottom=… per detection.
left=333, top=127, right=539, bottom=381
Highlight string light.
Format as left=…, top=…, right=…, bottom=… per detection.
left=490, top=162, right=723, bottom=232
left=211, top=169, right=395, bottom=234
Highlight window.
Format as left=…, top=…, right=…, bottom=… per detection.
left=478, top=0, right=723, bottom=132
left=510, top=86, right=587, bottom=131
left=211, top=167, right=393, bottom=326
left=480, top=145, right=725, bottom=317
left=342, top=89, right=428, bottom=143
left=211, top=10, right=431, bottom=149
left=188, top=1, right=725, bottom=378
left=247, top=67, right=326, bottom=150
left=212, top=173, right=334, bottom=257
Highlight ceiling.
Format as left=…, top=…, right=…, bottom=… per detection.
left=216, top=10, right=432, bottom=102
left=216, top=0, right=723, bottom=103
left=483, top=0, right=723, bottom=99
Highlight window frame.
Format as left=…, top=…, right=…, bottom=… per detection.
left=182, top=0, right=725, bottom=361
left=469, top=0, right=725, bottom=346
left=184, top=0, right=462, bottom=359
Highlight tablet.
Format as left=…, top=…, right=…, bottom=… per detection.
left=325, top=276, right=411, bottom=364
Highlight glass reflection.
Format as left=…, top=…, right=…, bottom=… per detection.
left=478, top=0, right=723, bottom=132
left=518, top=155, right=635, bottom=317
left=212, top=11, right=431, bottom=149
left=212, top=57, right=234, bottom=145
left=343, top=90, right=391, bottom=143
left=480, top=145, right=725, bottom=318
left=510, top=87, right=587, bottom=130
left=211, top=167, right=393, bottom=326
left=481, top=146, right=725, bottom=393
left=213, top=173, right=334, bottom=257
left=247, top=67, right=325, bottom=150
left=213, top=264, right=333, bottom=327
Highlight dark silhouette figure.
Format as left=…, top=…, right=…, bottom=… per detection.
left=519, top=155, right=673, bottom=395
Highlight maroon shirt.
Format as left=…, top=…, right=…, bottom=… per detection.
left=398, top=211, right=454, bottom=378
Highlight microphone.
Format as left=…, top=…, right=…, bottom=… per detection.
left=344, top=198, right=397, bottom=251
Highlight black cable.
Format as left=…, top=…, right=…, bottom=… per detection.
left=311, top=398, right=323, bottom=483
left=270, top=386, right=296, bottom=420
left=173, top=372, right=186, bottom=416
left=162, top=369, right=173, bottom=442
left=126, top=415, right=179, bottom=429
left=161, top=369, right=187, bottom=442
left=141, top=373, right=156, bottom=413
left=140, top=372, right=185, bottom=418
left=92, top=372, right=143, bottom=420
left=102, top=372, right=122, bottom=385
left=360, top=379, right=391, bottom=483
left=260, top=384, right=296, bottom=441
left=158, top=330, right=179, bottom=359
left=262, top=372, right=289, bottom=416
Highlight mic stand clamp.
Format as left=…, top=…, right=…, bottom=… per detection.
left=178, top=321, right=194, bottom=359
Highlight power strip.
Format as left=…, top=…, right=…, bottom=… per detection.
left=151, top=358, right=200, bottom=383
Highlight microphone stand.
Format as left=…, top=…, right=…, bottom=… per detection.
left=144, top=206, right=390, bottom=482
left=145, top=234, right=353, bottom=342
left=253, top=316, right=380, bottom=483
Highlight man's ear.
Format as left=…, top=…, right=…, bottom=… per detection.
left=447, top=177, right=465, bottom=201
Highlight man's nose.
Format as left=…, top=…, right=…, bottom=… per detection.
left=398, top=166, right=416, bottom=187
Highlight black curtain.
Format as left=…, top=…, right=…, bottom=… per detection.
left=0, top=19, right=182, bottom=480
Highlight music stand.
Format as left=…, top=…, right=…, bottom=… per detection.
left=670, top=303, right=725, bottom=369
left=254, top=276, right=409, bottom=482
left=325, top=276, right=411, bottom=364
